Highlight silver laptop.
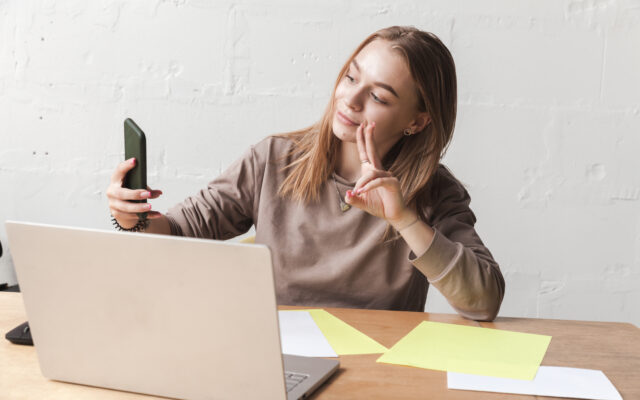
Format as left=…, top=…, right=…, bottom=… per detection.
left=6, top=221, right=339, bottom=400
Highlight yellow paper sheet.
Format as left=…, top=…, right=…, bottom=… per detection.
left=282, top=309, right=388, bottom=355
left=376, top=321, right=551, bottom=380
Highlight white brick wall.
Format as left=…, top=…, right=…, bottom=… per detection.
left=1, top=1, right=638, bottom=325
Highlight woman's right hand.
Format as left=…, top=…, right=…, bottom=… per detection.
left=107, top=157, right=164, bottom=229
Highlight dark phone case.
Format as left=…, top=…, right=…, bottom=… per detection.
left=123, top=118, right=148, bottom=219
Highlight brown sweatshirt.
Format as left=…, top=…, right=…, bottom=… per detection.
left=165, top=136, right=505, bottom=321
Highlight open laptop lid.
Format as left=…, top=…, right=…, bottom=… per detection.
left=6, top=221, right=288, bottom=400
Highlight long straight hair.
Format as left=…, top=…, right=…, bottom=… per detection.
left=277, top=26, right=457, bottom=235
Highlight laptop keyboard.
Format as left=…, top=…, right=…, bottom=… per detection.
left=285, top=371, right=309, bottom=392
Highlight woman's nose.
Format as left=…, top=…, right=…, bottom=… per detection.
left=344, top=86, right=364, bottom=111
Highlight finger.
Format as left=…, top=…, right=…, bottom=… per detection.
left=364, top=121, right=383, bottom=169
left=107, top=186, right=153, bottom=201
left=146, top=211, right=164, bottom=219
left=110, top=158, right=137, bottom=185
left=353, top=169, right=391, bottom=193
left=356, top=121, right=369, bottom=165
left=344, top=189, right=365, bottom=208
left=353, top=170, right=376, bottom=193
left=144, top=186, right=163, bottom=199
left=359, top=177, right=399, bottom=194
left=109, top=198, right=153, bottom=214
left=344, top=188, right=376, bottom=210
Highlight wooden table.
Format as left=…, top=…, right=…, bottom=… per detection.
left=1, top=292, right=638, bottom=399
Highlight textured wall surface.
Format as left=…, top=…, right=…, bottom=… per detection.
left=1, top=1, right=638, bottom=325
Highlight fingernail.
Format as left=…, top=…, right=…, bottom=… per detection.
left=146, top=204, right=152, bottom=210
left=371, top=121, right=376, bottom=127
left=356, top=189, right=362, bottom=194
left=141, top=191, right=151, bottom=198
left=130, top=158, right=136, bottom=165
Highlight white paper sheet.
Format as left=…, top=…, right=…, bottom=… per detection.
left=278, top=311, right=337, bottom=357
left=448, top=366, right=622, bottom=400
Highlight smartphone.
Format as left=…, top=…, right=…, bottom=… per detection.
left=123, top=118, right=147, bottom=219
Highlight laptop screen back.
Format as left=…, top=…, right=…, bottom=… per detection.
left=6, top=221, right=287, bottom=400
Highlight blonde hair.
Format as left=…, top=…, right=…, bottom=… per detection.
left=277, top=26, right=457, bottom=234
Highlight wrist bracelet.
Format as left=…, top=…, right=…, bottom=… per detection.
left=397, top=217, right=419, bottom=232
left=111, top=214, right=149, bottom=232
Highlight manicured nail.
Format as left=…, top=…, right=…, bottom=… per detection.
left=141, top=191, right=151, bottom=198
left=130, top=158, right=136, bottom=164
left=146, top=204, right=152, bottom=210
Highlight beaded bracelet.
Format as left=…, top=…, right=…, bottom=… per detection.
left=111, top=214, right=149, bottom=232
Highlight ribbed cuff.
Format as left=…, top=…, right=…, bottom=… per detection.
left=408, top=229, right=463, bottom=282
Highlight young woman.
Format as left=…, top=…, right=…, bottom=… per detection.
left=107, top=26, right=505, bottom=321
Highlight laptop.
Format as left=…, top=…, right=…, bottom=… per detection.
left=5, top=221, right=339, bottom=400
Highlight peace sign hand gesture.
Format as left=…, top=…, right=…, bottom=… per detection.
left=344, top=121, right=412, bottom=227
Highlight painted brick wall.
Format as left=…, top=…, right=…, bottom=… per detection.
left=1, top=1, right=638, bottom=325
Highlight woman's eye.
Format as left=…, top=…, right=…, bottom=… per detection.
left=371, top=93, right=386, bottom=104
left=343, top=74, right=386, bottom=104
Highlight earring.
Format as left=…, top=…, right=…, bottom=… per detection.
left=403, top=128, right=414, bottom=136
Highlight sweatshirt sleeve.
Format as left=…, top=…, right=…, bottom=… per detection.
left=409, top=168, right=505, bottom=321
left=164, top=143, right=261, bottom=240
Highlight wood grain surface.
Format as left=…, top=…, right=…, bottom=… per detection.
left=2, top=293, right=638, bottom=400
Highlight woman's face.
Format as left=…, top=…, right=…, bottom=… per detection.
left=332, top=39, right=428, bottom=154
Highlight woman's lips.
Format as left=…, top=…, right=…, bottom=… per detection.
left=337, top=111, right=358, bottom=126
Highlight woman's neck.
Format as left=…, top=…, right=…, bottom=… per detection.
left=334, top=138, right=397, bottom=183
left=334, top=142, right=361, bottom=183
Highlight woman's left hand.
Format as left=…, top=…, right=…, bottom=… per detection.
left=344, top=121, right=411, bottom=226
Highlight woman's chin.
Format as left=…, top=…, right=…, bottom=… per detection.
left=333, top=130, right=356, bottom=143
left=332, top=123, right=357, bottom=143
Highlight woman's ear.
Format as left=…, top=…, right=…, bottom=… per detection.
left=410, top=112, right=431, bottom=134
